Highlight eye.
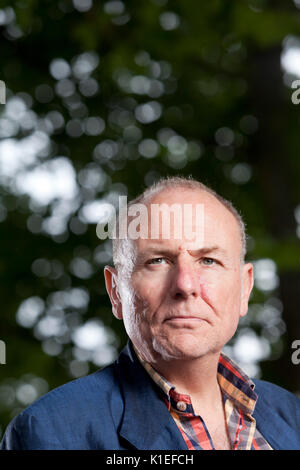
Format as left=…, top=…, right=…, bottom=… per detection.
left=201, top=257, right=217, bottom=266
left=147, top=257, right=167, bottom=265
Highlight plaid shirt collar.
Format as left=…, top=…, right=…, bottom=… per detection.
left=133, top=346, right=258, bottom=417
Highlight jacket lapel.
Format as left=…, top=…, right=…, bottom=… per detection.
left=115, top=342, right=188, bottom=450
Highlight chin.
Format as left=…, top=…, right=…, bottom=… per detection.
left=152, top=335, right=210, bottom=362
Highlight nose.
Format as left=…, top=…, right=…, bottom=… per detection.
left=169, top=260, right=201, bottom=300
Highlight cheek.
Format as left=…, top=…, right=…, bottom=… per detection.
left=200, top=275, right=241, bottom=310
left=197, top=273, right=223, bottom=303
left=133, top=271, right=169, bottom=301
left=198, top=279, right=214, bottom=304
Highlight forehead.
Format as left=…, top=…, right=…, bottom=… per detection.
left=134, top=188, right=241, bottom=254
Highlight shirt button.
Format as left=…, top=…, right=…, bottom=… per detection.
left=176, top=401, right=187, bottom=411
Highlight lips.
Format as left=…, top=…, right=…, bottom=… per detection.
left=164, top=316, right=205, bottom=322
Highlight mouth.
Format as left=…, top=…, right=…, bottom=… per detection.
left=164, top=316, right=206, bottom=323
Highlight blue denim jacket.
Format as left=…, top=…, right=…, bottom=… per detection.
left=1, top=341, right=300, bottom=450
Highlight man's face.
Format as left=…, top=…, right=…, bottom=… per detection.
left=105, top=188, right=253, bottom=364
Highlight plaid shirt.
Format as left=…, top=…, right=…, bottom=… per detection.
left=134, top=348, right=272, bottom=450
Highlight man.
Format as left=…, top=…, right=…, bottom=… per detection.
left=1, top=176, right=300, bottom=450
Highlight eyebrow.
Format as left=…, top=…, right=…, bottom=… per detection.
left=187, top=246, right=228, bottom=257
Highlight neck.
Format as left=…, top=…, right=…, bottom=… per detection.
left=150, top=351, right=221, bottom=404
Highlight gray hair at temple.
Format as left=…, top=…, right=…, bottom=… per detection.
left=112, top=176, right=247, bottom=271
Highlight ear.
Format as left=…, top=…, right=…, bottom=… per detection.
left=240, top=262, right=254, bottom=318
left=104, top=266, right=123, bottom=320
